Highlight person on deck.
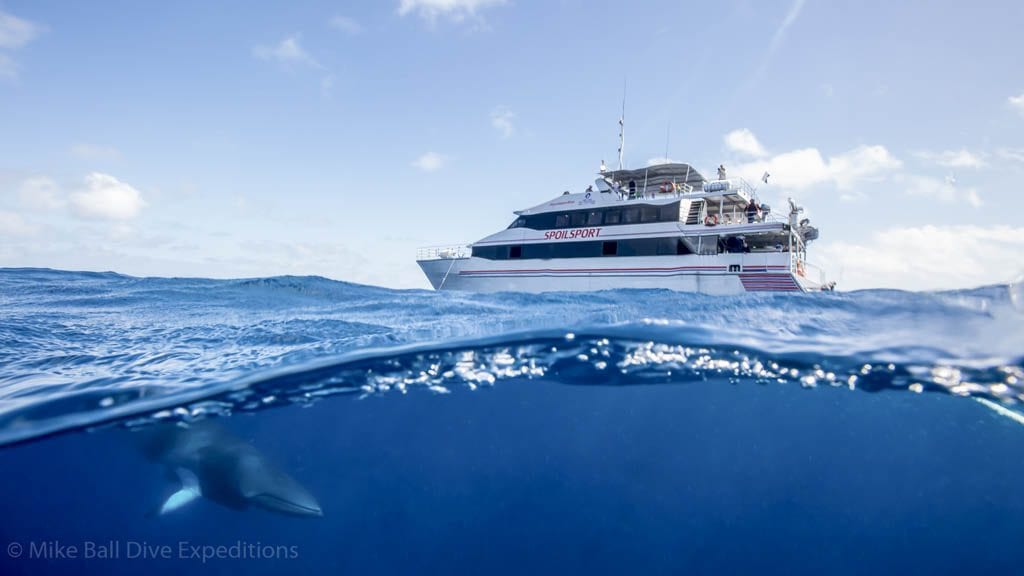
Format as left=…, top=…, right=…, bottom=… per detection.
left=718, top=164, right=727, bottom=180
left=746, top=200, right=759, bottom=223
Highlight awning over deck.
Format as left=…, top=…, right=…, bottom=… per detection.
left=603, top=163, right=708, bottom=192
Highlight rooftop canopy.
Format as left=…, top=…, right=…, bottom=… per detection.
left=603, top=163, right=708, bottom=191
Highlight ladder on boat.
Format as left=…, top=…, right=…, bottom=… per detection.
left=686, top=200, right=705, bottom=225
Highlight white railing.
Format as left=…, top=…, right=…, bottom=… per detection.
left=733, top=177, right=757, bottom=198
left=621, top=183, right=694, bottom=200
left=700, top=177, right=757, bottom=197
left=800, top=261, right=827, bottom=286
left=702, top=209, right=783, bottom=226
left=416, top=244, right=471, bottom=261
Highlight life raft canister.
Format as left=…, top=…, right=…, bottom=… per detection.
left=704, top=214, right=718, bottom=226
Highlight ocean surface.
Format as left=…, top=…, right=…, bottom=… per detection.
left=1, top=267, right=1023, bottom=575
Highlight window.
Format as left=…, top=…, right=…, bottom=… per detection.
left=616, top=239, right=640, bottom=256
left=656, top=237, right=678, bottom=255
left=517, top=204, right=678, bottom=230
left=524, top=213, right=556, bottom=229
left=696, top=235, right=719, bottom=255
left=471, top=245, right=503, bottom=260
left=523, top=243, right=552, bottom=259
left=475, top=237, right=689, bottom=260
left=564, top=242, right=600, bottom=257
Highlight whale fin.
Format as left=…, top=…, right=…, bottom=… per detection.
left=156, top=468, right=202, bottom=515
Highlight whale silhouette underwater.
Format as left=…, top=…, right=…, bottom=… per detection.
left=139, top=421, right=323, bottom=518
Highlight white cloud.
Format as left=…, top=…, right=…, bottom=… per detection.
left=0, top=10, right=38, bottom=49
left=329, top=15, right=362, bottom=34
left=725, top=130, right=991, bottom=210
left=0, top=210, right=37, bottom=237
left=750, top=0, right=805, bottom=82
left=817, top=225, right=1024, bottom=291
left=398, top=0, right=506, bottom=22
left=70, top=173, right=145, bottom=221
left=1009, top=92, right=1024, bottom=118
left=996, top=148, right=1024, bottom=164
left=902, top=174, right=982, bottom=207
left=827, top=146, right=903, bottom=188
left=253, top=35, right=320, bottom=68
left=838, top=190, right=866, bottom=203
left=914, top=148, right=987, bottom=169
left=732, top=138, right=901, bottom=191
left=490, top=106, right=515, bottom=138
left=71, top=143, right=121, bottom=161
left=412, top=152, right=446, bottom=172
left=724, top=128, right=767, bottom=158
left=18, top=176, right=64, bottom=210
left=0, top=10, right=40, bottom=80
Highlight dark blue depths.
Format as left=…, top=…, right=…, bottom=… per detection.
left=1, top=378, right=1023, bottom=576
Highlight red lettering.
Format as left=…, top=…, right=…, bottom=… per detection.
left=536, top=228, right=602, bottom=242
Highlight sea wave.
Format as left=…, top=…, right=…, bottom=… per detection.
left=0, top=268, right=1021, bottom=447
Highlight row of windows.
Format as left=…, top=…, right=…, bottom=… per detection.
left=508, top=203, right=680, bottom=230
left=471, top=237, right=693, bottom=260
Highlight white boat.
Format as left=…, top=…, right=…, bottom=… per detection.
left=417, top=162, right=830, bottom=294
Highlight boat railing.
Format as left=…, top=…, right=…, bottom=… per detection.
left=703, top=210, right=784, bottom=227
left=733, top=177, right=757, bottom=198
left=619, top=182, right=695, bottom=200
left=417, top=244, right=471, bottom=261
left=800, top=261, right=827, bottom=286
left=699, top=177, right=757, bottom=198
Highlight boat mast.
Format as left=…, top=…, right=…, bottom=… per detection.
left=664, top=123, right=670, bottom=164
left=617, top=82, right=626, bottom=170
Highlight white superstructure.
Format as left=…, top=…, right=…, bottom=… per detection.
left=417, top=163, right=829, bottom=294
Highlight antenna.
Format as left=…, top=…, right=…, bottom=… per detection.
left=617, top=81, right=626, bottom=170
left=663, top=123, right=671, bottom=164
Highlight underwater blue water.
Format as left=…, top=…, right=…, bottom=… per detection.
left=1, top=267, right=1023, bottom=575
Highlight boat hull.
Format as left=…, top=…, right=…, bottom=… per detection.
left=418, top=253, right=823, bottom=294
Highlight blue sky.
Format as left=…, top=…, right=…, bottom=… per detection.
left=1, top=0, right=1022, bottom=290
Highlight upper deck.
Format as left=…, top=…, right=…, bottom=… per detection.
left=515, top=162, right=756, bottom=218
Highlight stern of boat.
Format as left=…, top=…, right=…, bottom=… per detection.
left=738, top=257, right=832, bottom=293
left=793, top=260, right=834, bottom=292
